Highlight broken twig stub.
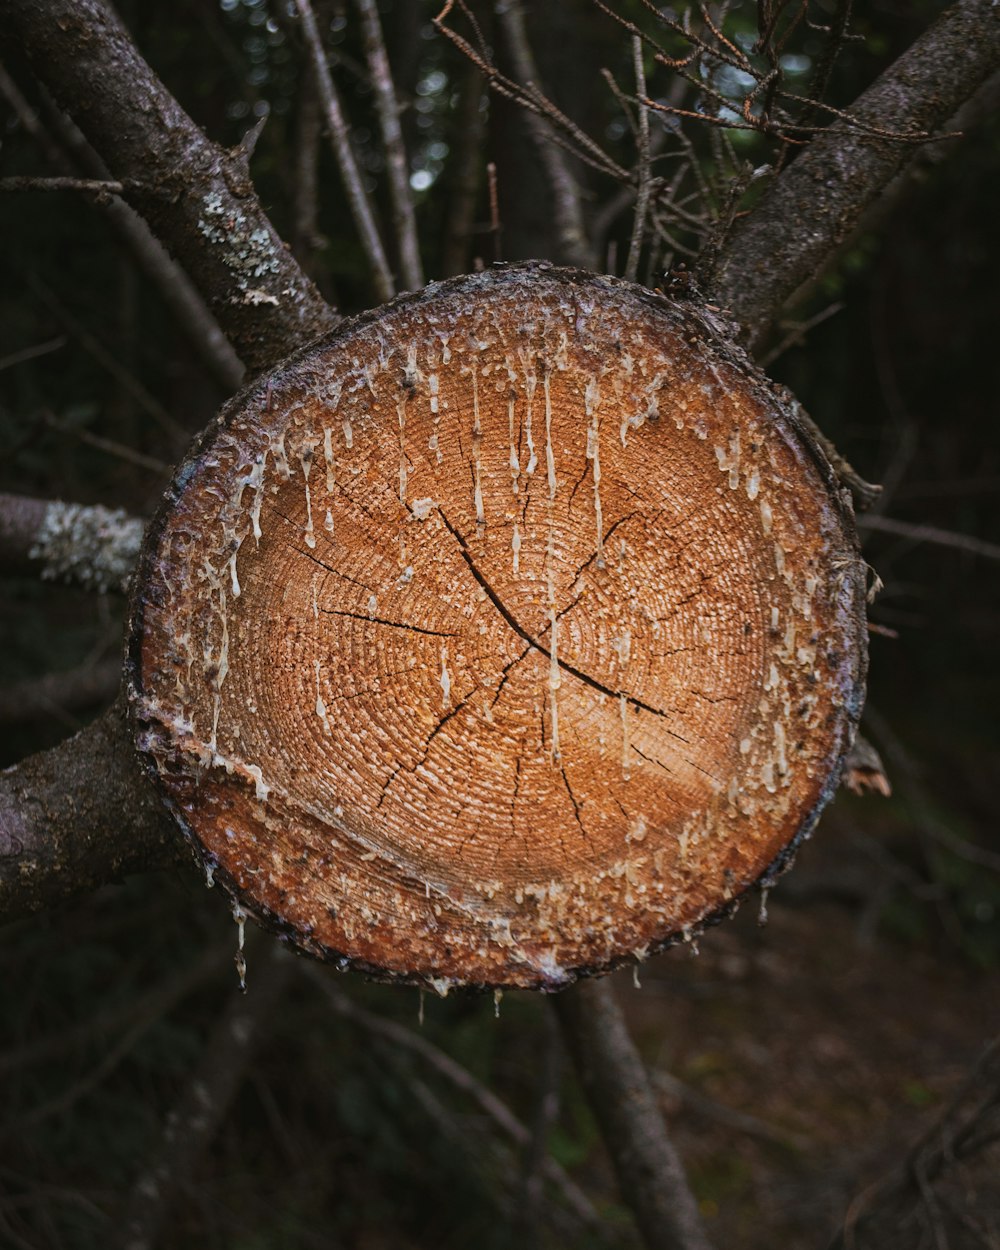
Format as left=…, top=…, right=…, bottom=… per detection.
left=127, top=264, right=866, bottom=991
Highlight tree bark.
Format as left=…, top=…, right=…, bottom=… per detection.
left=1, top=0, right=339, bottom=375
left=0, top=492, right=144, bottom=593
left=711, top=0, right=1000, bottom=353
left=0, top=698, right=182, bottom=923
left=554, top=978, right=714, bottom=1250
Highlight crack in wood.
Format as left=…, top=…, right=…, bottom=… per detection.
left=438, top=509, right=692, bottom=745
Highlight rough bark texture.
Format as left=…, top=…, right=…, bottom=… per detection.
left=0, top=698, right=182, bottom=923
left=554, top=978, right=714, bottom=1250
left=0, top=492, right=144, bottom=593
left=127, top=264, right=866, bottom=990
left=1, top=0, right=339, bottom=375
left=711, top=0, right=1000, bottom=352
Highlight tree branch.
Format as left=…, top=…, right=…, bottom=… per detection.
left=711, top=0, right=1000, bottom=352
left=0, top=698, right=182, bottom=924
left=0, top=493, right=144, bottom=593
left=495, top=0, right=597, bottom=269
left=119, top=939, right=294, bottom=1250
left=553, top=978, right=714, bottom=1250
left=1, top=0, right=339, bottom=376
left=0, top=61, right=244, bottom=393
left=0, top=658, right=121, bottom=730
left=294, top=0, right=395, bottom=302
left=354, top=0, right=424, bottom=292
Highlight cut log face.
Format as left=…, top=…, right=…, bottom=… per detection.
left=128, top=265, right=866, bottom=991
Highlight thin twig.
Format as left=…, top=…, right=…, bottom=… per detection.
left=486, top=161, right=502, bottom=263
left=294, top=0, right=394, bottom=301
left=354, top=0, right=423, bottom=291
left=0, top=174, right=125, bottom=194
left=118, top=940, right=294, bottom=1250
left=42, top=412, right=170, bottom=475
left=302, top=966, right=601, bottom=1228
left=0, top=336, right=66, bottom=372
left=857, top=515, right=1000, bottom=562
left=27, top=274, right=186, bottom=443
left=1, top=942, right=233, bottom=1141
left=34, top=90, right=244, bottom=391
left=624, top=37, right=651, bottom=283
left=494, top=0, right=596, bottom=267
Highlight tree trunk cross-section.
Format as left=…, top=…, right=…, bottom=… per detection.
left=127, top=264, right=866, bottom=992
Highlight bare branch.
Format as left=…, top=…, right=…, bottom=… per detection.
left=303, top=966, right=602, bottom=1229
left=712, top=0, right=1000, bottom=351
left=0, top=492, right=144, bottom=593
left=858, top=515, right=1000, bottom=562
left=0, top=62, right=243, bottom=393
left=0, top=699, right=183, bottom=925
left=624, top=37, right=651, bottom=283
left=40, top=95, right=246, bottom=393
left=494, top=0, right=597, bottom=269
left=830, top=1036, right=1000, bottom=1250
left=294, top=0, right=395, bottom=302
left=442, top=61, right=488, bottom=276
left=119, top=940, right=294, bottom=1250
left=0, top=175, right=125, bottom=195
left=1, top=0, right=338, bottom=376
left=0, top=658, right=121, bottom=730
left=553, top=977, right=714, bottom=1250
left=354, top=0, right=424, bottom=292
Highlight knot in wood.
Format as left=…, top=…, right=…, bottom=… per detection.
left=128, top=265, right=866, bottom=991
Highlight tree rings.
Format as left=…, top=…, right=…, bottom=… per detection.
left=128, top=265, right=866, bottom=991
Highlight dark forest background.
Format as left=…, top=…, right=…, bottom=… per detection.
left=1, top=1, right=998, bottom=1247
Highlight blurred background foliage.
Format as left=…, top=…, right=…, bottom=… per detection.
left=0, top=1, right=998, bottom=1246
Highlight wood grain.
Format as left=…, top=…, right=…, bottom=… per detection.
left=127, top=265, right=866, bottom=990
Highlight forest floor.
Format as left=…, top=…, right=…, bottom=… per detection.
left=606, top=793, right=1000, bottom=1249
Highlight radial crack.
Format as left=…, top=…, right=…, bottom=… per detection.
left=319, top=606, right=456, bottom=638
left=439, top=509, right=691, bottom=743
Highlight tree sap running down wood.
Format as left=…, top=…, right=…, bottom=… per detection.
left=127, top=264, right=867, bottom=991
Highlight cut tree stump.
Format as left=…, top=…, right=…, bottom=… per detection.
left=127, top=264, right=867, bottom=991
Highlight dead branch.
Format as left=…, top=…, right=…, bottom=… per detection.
left=118, top=939, right=294, bottom=1250
left=441, top=60, right=488, bottom=276
left=27, top=275, right=185, bottom=445
left=0, top=698, right=181, bottom=924
left=435, top=1, right=627, bottom=187
left=0, top=175, right=125, bottom=195
left=0, top=940, right=230, bottom=1078
left=0, top=658, right=121, bottom=729
left=39, top=92, right=247, bottom=394
left=1, top=0, right=338, bottom=376
left=303, top=966, right=601, bottom=1228
left=0, top=941, right=232, bottom=1145
left=652, top=1068, right=811, bottom=1152
left=291, top=66, right=325, bottom=281
left=294, top=0, right=395, bottom=302
left=553, top=977, right=714, bottom=1250
left=830, top=1035, right=1000, bottom=1250
left=0, top=63, right=243, bottom=394
left=857, top=515, right=1000, bottom=563
left=354, top=0, right=424, bottom=292
left=623, top=37, right=651, bottom=283
left=712, top=0, right=1000, bottom=351
left=494, top=0, right=597, bottom=269
left=0, top=492, right=144, bottom=593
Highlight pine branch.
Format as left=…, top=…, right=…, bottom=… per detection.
left=711, top=0, right=1000, bottom=351
left=1, top=0, right=339, bottom=375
